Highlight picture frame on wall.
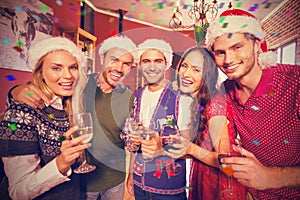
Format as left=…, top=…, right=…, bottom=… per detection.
left=0, top=0, right=53, bottom=72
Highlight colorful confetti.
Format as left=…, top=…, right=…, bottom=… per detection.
left=10, top=118, right=17, bottom=123
left=17, top=41, right=23, bottom=46
left=222, top=23, right=228, bottom=28
left=8, top=124, right=18, bottom=131
left=236, top=56, right=243, bottom=61
left=40, top=4, right=48, bottom=12
left=253, top=140, right=260, bottom=146
left=219, top=2, right=225, bottom=9
left=264, top=2, right=271, bottom=9
left=285, top=12, right=292, bottom=18
left=139, top=13, right=145, bottom=20
left=164, top=106, right=168, bottom=110
left=157, top=2, right=164, bottom=9
left=248, top=6, right=257, bottom=12
left=108, top=17, right=115, bottom=23
left=2, top=39, right=10, bottom=44
left=59, top=135, right=66, bottom=142
left=241, top=24, right=248, bottom=28
left=56, top=0, right=63, bottom=6
left=219, top=16, right=226, bottom=23
left=130, top=5, right=135, bottom=11
left=49, top=114, right=55, bottom=119
left=283, top=139, right=289, bottom=144
left=227, top=33, right=233, bottom=38
left=251, top=105, right=260, bottom=110
left=13, top=46, right=23, bottom=52
left=198, top=105, right=204, bottom=112
left=268, top=92, right=275, bottom=97
left=5, top=75, right=16, bottom=81
left=236, top=2, right=242, bottom=8
left=185, top=186, right=192, bottom=190
left=26, top=92, right=34, bottom=97
left=262, top=0, right=269, bottom=4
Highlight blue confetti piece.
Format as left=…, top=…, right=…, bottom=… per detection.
left=227, top=33, right=233, bottom=39
left=283, top=139, right=289, bottom=144
left=219, top=2, right=225, bottom=9
left=2, top=39, right=10, bottom=44
left=5, top=75, right=16, bottom=81
left=251, top=105, right=260, bottom=110
left=10, top=118, right=17, bottom=123
left=13, top=6, right=23, bottom=11
left=253, top=140, right=260, bottom=146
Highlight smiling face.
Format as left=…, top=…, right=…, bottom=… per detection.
left=178, top=50, right=204, bottom=96
left=101, top=47, right=134, bottom=90
left=139, top=49, right=166, bottom=87
left=41, top=50, right=79, bottom=99
left=213, top=33, right=260, bottom=80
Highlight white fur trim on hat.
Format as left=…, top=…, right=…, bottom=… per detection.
left=207, top=15, right=265, bottom=48
left=137, top=39, right=173, bottom=69
left=98, top=35, right=137, bottom=56
left=28, top=37, right=86, bottom=70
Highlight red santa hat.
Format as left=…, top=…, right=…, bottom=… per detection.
left=207, top=9, right=277, bottom=68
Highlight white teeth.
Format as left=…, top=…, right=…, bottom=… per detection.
left=227, top=63, right=240, bottom=70
left=60, top=83, right=72, bottom=86
left=111, top=72, right=121, bottom=78
left=182, top=79, right=192, bottom=84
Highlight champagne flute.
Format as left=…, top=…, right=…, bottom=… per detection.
left=140, top=127, right=156, bottom=162
left=161, top=124, right=181, bottom=152
left=218, top=137, right=242, bottom=199
left=70, top=112, right=96, bottom=174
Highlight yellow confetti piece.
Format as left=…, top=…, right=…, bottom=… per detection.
left=268, top=92, right=275, bottom=97
left=49, top=114, right=55, bottom=119
left=139, top=13, right=145, bottom=20
left=108, top=17, right=115, bottom=23
left=236, top=56, right=243, bottom=61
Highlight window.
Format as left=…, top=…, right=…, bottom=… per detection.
left=276, top=40, right=296, bottom=64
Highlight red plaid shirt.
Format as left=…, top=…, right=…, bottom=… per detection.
left=224, top=64, right=300, bottom=199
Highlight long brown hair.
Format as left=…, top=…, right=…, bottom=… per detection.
left=176, top=46, right=219, bottom=143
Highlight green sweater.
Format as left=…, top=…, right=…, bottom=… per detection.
left=80, top=74, right=133, bottom=192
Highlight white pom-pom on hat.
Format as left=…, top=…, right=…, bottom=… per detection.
left=207, top=9, right=277, bottom=68
left=28, top=37, right=86, bottom=70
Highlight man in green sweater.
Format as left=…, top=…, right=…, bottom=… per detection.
left=10, top=35, right=137, bottom=200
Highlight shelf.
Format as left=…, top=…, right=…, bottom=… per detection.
left=61, top=27, right=97, bottom=74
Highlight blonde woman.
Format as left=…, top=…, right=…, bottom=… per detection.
left=0, top=37, right=88, bottom=200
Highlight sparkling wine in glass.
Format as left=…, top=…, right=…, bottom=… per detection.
left=161, top=124, right=181, bottom=152
left=70, top=112, right=96, bottom=174
left=218, top=137, right=242, bottom=198
left=140, top=126, right=156, bottom=162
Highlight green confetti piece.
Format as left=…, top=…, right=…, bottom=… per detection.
left=26, top=92, right=34, bottom=97
left=164, top=106, right=168, bottom=110
left=241, top=24, right=248, bottom=28
left=130, top=5, right=135, bottom=11
left=222, top=23, right=228, bottom=28
left=219, top=16, right=226, bottom=23
left=185, top=186, right=192, bottom=190
left=157, top=2, right=164, bottom=9
left=283, top=139, right=289, bottom=144
left=59, top=136, right=66, bottom=142
left=236, top=2, right=242, bottom=8
left=17, top=41, right=23, bottom=46
left=40, top=4, right=48, bottom=12
left=9, top=124, right=17, bottom=131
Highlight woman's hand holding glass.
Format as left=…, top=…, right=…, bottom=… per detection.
left=56, top=126, right=91, bottom=175
left=164, top=135, right=192, bottom=159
